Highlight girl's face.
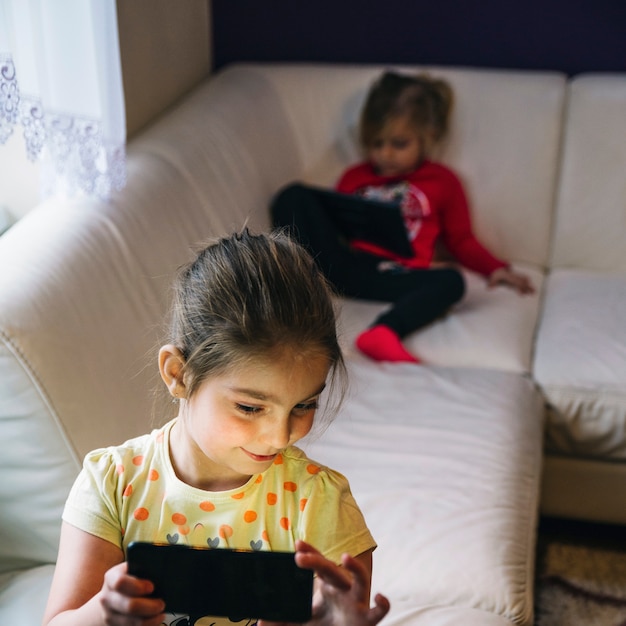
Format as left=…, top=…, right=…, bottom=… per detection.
left=367, top=115, right=423, bottom=177
left=170, top=347, right=331, bottom=492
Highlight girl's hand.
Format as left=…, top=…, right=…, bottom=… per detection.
left=259, top=540, right=390, bottom=626
left=98, top=562, right=166, bottom=626
left=488, top=267, right=535, bottom=294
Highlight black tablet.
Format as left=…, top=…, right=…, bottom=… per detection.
left=310, top=186, right=414, bottom=258
left=127, top=542, right=313, bottom=623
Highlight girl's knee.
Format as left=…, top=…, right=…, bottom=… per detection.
left=274, top=182, right=308, bottom=206
left=270, top=183, right=309, bottom=225
left=441, top=268, right=466, bottom=304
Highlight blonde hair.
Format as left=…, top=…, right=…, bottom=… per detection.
left=165, top=229, right=346, bottom=418
left=359, top=71, right=454, bottom=157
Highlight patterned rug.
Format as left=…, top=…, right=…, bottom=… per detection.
left=535, top=541, right=626, bottom=625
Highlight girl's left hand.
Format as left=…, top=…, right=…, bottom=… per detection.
left=488, top=267, right=535, bottom=294
left=258, top=540, right=390, bottom=626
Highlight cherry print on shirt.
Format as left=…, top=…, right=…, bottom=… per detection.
left=219, top=525, right=233, bottom=539
left=172, top=513, right=187, bottom=525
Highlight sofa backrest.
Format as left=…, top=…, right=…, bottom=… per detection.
left=231, top=63, right=567, bottom=269
left=0, top=62, right=568, bottom=572
left=550, top=74, right=626, bottom=273
left=0, top=69, right=301, bottom=571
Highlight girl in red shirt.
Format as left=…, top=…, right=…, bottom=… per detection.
left=272, top=71, right=533, bottom=364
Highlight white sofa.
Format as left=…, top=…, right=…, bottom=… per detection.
left=1, top=63, right=625, bottom=625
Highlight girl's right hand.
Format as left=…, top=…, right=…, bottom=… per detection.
left=99, top=562, right=166, bottom=626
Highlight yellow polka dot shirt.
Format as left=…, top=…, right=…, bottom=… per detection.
left=63, top=419, right=376, bottom=624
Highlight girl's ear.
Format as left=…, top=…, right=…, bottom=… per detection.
left=159, top=345, right=187, bottom=398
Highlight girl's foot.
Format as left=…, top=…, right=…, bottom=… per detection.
left=355, top=325, right=420, bottom=364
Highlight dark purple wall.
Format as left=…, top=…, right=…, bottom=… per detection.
left=212, top=1, right=626, bottom=76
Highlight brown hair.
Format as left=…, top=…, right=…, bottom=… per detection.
left=165, top=229, right=346, bottom=420
left=359, top=71, right=454, bottom=157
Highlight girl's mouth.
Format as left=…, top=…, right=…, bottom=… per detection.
left=242, top=448, right=277, bottom=463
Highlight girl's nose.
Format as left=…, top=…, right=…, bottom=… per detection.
left=380, top=143, right=393, bottom=159
left=261, top=417, right=291, bottom=450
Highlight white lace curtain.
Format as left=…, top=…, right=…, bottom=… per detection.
left=0, top=0, right=126, bottom=199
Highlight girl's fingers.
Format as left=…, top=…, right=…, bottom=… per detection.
left=341, top=553, right=369, bottom=599
left=102, top=562, right=165, bottom=621
left=368, top=593, right=392, bottom=623
left=295, top=551, right=351, bottom=591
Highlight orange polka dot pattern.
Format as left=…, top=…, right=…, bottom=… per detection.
left=62, top=419, right=375, bottom=593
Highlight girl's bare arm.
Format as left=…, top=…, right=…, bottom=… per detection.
left=43, top=522, right=165, bottom=626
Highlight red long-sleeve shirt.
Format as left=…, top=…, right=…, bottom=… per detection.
left=335, top=160, right=507, bottom=276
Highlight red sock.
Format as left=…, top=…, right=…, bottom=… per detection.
left=355, top=325, right=420, bottom=364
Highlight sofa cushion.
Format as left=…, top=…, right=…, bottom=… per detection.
left=0, top=342, right=79, bottom=573
left=0, top=564, right=55, bottom=624
left=303, top=360, right=544, bottom=625
left=338, top=265, right=544, bottom=372
left=382, top=602, right=517, bottom=626
left=533, top=269, right=626, bottom=458
left=550, top=74, right=626, bottom=273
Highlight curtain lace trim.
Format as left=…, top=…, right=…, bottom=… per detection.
left=1, top=53, right=126, bottom=199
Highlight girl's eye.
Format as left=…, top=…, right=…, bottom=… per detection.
left=236, top=403, right=262, bottom=415
left=392, top=140, right=410, bottom=149
left=293, top=401, right=319, bottom=414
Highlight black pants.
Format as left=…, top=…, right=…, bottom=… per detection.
left=271, top=183, right=465, bottom=338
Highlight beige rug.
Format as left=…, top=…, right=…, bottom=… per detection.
left=535, top=542, right=626, bottom=625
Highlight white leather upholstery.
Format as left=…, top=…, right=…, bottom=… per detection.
left=534, top=270, right=626, bottom=458
left=533, top=75, right=626, bottom=465
left=303, top=361, right=543, bottom=625
left=0, top=566, right=55, bottom=624
left=549, top=75, right=626, bottom=272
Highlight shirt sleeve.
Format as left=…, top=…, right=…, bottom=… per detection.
left=439, top=171, right=508, bottom=276
left=62, top=448, right=125, bottom=548
left=335, top=162, right=371, bottom=193
left=297, top=466, right=376, bottom=565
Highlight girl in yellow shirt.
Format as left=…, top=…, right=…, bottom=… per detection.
left=43, top=230, right=390, bottom=626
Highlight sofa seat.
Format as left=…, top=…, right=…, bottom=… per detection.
left=377, top=603, right=518, bottom=626
left=533, top=269, right=626, bottom=458
left=303, top=360, right=544, bottom=625
left=0, top=565, right=55, bottom=623
left=337, top=265, right=544, bottom=373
